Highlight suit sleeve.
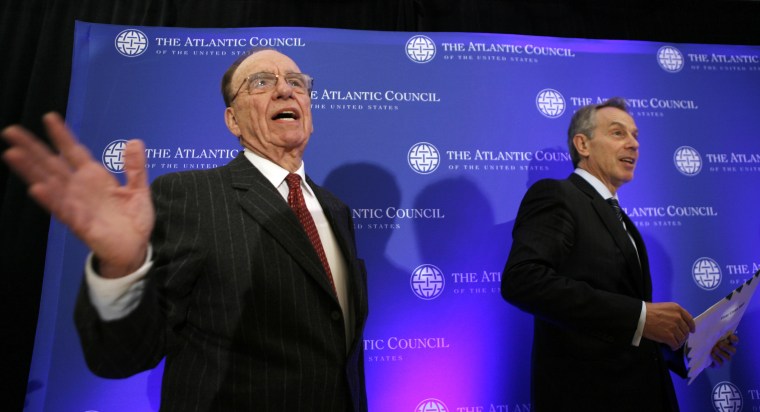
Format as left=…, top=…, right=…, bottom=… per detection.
left=501, top=179, right=642, bottom=346
left=74, top=172, right=203, bottom=378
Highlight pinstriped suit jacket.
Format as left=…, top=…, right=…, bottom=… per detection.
left=75, top=153, right=369, bottom=412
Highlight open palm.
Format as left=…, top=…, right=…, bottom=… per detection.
left=2, top=113, right=154, bottom=278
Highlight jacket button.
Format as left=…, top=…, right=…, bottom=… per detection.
left=331, top=311, right=342, bottom=321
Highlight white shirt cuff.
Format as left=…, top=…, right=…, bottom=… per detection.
left=84, top=246, right=154, bottom=321
left=632, top=300, right=646, bottom=346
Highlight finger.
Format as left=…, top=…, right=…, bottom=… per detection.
left=2, top=124, right=56, bottom=160
left=2, top=146, right=43, bottom=185
left=675, top=329, right=686, bottom=346
left=674, top=319, right=692, bottom=344
left=43, top=112, right=94, bottom=169
left=720, top=342, right=737, bottom=356
left=124, top=139, right=149, bottom=190
left=2, top=124, right=39, bottom=148
left=681, top=308, right=696, bottom=333
left=711, top=342, right=736, bottom=366
left=27, top=183, right=59, bottom=214
left=713, top=347, right=731, bottom=364
left=1, top=126, right=69, bottom=185
left=676, top=321, right=690, bottom=338
left=711, top=352, right=724, bottom=367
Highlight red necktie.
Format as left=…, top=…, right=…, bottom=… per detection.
left=285, top=173, right=337, bottom=296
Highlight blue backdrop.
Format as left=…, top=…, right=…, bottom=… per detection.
left=25, top=22, right=760, bottom=411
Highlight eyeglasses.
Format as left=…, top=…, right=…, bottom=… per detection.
left=230, top=72, right=314, bottom=102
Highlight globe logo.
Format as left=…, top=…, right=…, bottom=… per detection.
left=416, top=398, right=449, bottom=412
left=536, top=89, right=566, bottom=119
left=102, top=140, right=129, bottom=173
left=674, top=146, right=702, bottom=176
left=693, top=257, right=721, bottom=291
left=115, top=29, right=149, bottom=57
left=657, top=46, right=684, bottom=73
left=410, top=264, right=445, bottom=300
left=712, top=381, right=742, bottom=412
left=408, top=142, right=440, bottom=175
left=406, top=35, right=436, bottom=63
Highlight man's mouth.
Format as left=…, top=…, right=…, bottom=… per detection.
left=272, top=110, right=299, bottom=121
left=621, top=157, right=636, bottom=165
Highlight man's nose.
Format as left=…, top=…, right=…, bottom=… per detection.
left=627, top=134, right=639, bottom=149
left=273, top=77, right=294, bottom=99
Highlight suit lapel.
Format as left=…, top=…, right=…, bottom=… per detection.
left=308, top=177, right=354, bottom=264
left=225, top=155, right=339, bottom=302
left=569, top=174, right=648, bottom=298
left=621, top=213, right=653, bottom=300
left=309, top=176, right=369, bottom=343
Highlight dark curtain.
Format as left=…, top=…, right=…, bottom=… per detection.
left=2, top=0, right=759, bottom=409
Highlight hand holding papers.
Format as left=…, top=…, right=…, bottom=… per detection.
left=685, top=270, right=759, bottom=384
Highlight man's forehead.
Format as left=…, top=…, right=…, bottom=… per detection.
left=236, top=51, right=300, bottom=77
left=597, top=107, right=635, bottom=127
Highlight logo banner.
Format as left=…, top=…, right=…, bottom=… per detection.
left=26, top=21, right=760, bottom=411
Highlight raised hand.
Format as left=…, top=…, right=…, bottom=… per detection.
left=2, top=113, right=154, bottom=278
left=643, top=302, right=696, bottom=351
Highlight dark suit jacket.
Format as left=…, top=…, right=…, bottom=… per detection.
left=502, top=173, right=685, bottom=412
left=75, top=153, right=369, bottom=412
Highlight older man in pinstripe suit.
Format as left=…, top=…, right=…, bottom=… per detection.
left=2, top=49, right=368, bottom=411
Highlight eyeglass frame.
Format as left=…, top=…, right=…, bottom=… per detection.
left=229, top=72, right=314, bottom=103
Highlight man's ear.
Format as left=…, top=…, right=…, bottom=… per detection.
left=573, top=134, right=590, bottom=157
left=224, top=107, right=241, bottom=136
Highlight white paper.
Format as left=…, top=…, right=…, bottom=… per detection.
left=685, top=270, right=759, bottom=384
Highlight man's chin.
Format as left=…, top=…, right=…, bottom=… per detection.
left=275, top=133, right=310, bottom=150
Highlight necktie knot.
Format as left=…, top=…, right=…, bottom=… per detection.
left=285, top=173, right=301, bottom=190
left=606, top=198, right=624, bottom=222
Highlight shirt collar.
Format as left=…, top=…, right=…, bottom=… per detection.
left=574, top=168, right=617, bottom=201
left=243, top=149, right=315, bottom=197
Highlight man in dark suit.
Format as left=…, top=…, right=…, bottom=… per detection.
left=501, top=97, right=737, bottom=411
left=1, top=49, right=368, bottom=411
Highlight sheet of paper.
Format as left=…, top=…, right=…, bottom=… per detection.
left=685, top=269, right=759, bottom=384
